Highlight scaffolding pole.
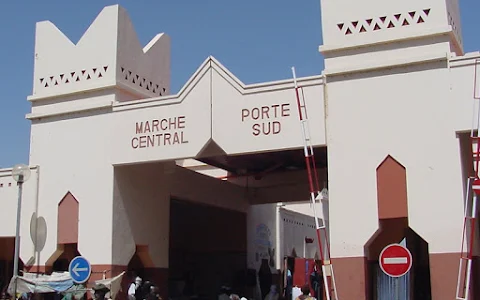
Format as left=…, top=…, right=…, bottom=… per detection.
left=292, top=67, right=338, bottom=300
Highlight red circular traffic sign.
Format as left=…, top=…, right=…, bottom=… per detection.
left=473, top=178, right=480, bottom=195
left=379, top=244, right=412, bottom=277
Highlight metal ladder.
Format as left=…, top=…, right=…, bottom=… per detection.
left=456, top=59, right=480, bottom=300
left=292, top=67, right=339, bottom=300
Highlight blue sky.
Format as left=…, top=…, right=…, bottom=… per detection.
left=0, top=0, right=479, bottom=168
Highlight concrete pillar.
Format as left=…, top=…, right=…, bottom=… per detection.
left=112, top=162, right=172, bottom=297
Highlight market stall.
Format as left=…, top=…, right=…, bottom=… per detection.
left=7, top=271, right=125, bottom=299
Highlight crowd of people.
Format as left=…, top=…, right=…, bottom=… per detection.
left=111, top=267, right=322, bottom=300
left=217, top=283, right=317, bottom=300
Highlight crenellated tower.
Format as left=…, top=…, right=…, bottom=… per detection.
left=27, top=5, right=170, bottom=118
left=319, top=0, right=463, bottom=74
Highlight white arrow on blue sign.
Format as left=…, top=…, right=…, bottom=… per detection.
left=68, top=256, right=92, bottom=284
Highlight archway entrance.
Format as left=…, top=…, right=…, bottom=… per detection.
left=364, top=156, right=432, bottom=299
left=365, top=219, right=431, bottom=300
left=168, top=198, right=247, bottom=300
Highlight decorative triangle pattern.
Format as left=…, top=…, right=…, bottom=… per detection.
left=337, top=8, right=431, bottom=36
left=120, top=66, right=166, bottom=96
left=39, top=66, right=109, bottom=88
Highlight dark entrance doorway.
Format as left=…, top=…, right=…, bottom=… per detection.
left=168, top=199, right=247, bottom=300
left=366, top=219, right=432, bottom=300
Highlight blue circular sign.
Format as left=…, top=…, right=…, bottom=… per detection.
left=68, top=256, right=92, bottom=284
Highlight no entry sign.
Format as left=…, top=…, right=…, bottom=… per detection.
left=473, top=178, right=480, bottom=195
left=379, top=244, right=412, bottom=277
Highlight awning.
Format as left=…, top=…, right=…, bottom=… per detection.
left=8, top=272, right=74, bottom=294
left=8, top=271, right=125, bottom=298
left=94, top=271, right=125, bottom=299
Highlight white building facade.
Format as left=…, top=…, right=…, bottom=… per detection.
left=0, top=0, right=478, bottom=299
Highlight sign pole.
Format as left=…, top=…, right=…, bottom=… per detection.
left=395, top=277, right=400, bottom=300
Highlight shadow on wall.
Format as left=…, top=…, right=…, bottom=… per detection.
left=113, top=162, right=172, bottom=269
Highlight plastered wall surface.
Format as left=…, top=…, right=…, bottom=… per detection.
left=20, top=5, right=327, bottom=268
left=0, top=168, right=40, bottom=266
left=1, top=0, right=476, bottom=275
left=325, top=58, right=477, bottom=257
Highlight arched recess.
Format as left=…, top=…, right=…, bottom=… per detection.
left=111, top=246, right=154, bottom=300
left=45, top=192, right=81, bottom=272
left=51, top=244, right=81, bottom=272
left=127, top=245, right=155, bottom=280
left=364, top=155, right=432, bottom=300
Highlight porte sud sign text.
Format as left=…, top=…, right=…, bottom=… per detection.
left=241, top=104, right=291, bottom=136
left=131, top=116, right=189, bottom=149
